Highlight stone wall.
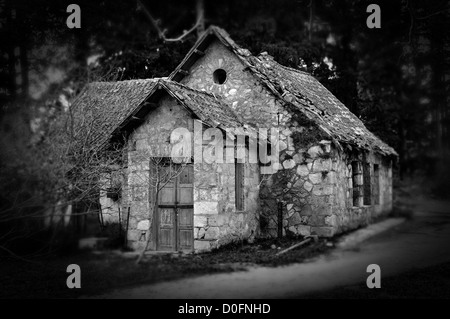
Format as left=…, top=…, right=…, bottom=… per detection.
left=179, top=39, right=394, bottom=239
left=259, top=141, right=394, bottom=239
left=259, top=141, right=337, bottom=238
left=125, top=95, right=192, bottom=251
left=181, top=39, right=282, bottom=129
left=327, top=149, right=393, bottom=234
left=123, top=93, right=260, bottom=251
left=193, top=149, right=260, bottom=252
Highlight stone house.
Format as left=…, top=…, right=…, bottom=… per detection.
left=71, top=26, right=397, bottom=252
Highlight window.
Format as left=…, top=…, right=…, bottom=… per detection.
left=235, top=161, right=245, bottom=211
left=373, top=164, right=380, bottom=205
left=363, top=162, right=371, bottom=205
left=351, top=161, right=362, bottom=207
left=213, top=69, right=227, bottom=84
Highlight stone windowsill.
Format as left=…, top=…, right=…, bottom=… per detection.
left=351, top=205, right=374, bottom=209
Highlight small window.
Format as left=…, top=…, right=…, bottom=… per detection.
left=363, top=162, right=371, bottom=205
left=235, top=161, right=245, bottom=211
left=351, top=161, right=362, bottom=207
left=373, top=164, right=380, bottom=205
left=213, top=69, right=227, bottom=84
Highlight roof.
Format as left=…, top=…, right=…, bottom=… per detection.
left=118, top=79, right=247, bottom=134
left=170, top=26, right=397, bottom=156
left=70, top=78, right=249, bottom=149
left=70, top=79, right=158, bottom=149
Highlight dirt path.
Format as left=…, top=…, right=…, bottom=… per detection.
left=93, top=198, right=450, bottom=299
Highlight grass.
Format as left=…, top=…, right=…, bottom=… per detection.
left=0, top=236, right=331, bottom=299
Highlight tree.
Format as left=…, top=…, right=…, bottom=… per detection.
left=0, top=84, right=126, bottom=258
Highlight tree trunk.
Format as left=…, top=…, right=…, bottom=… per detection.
left=136, top=192, right=159, bottom=264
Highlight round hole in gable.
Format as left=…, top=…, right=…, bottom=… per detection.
left=213, top=69, right=227, bottom=84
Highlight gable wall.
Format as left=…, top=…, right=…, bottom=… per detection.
left=122, top=95, right=260, bottom=251
left=180, top=40, right=282, bottom=128
left=124, top=95, right=193, bottom=251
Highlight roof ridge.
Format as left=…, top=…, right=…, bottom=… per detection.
left=279, top=64, right=311, bottom=76
left=88, top=78, right=159, bottom=86
left=256, top=52, right=311, bottom=76
left=160, top=79, right=223, bottom=101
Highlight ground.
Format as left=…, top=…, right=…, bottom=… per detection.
left=0, top=235, right=331, bottom=299
left=92, top=196, right=450, bottom=299
left=1, top=194, right=449, bottom=299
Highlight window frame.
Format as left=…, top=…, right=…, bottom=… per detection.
left=235, top=161, right=245, bottom=211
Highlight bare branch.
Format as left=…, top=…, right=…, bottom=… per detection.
left=137, top=0, right=202, bottom=43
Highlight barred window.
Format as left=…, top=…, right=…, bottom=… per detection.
left=352, top=161, right=362, bottom=207
left=363, top=162, right=372, bottom=205
left=235, top=161, right=245, bottom=211
left=373, top=164, right=380, bottom=205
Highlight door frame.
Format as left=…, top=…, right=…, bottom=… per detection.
left=153, top=163, right=194, bottom=252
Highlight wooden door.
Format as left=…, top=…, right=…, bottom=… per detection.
left=156, top=164, right=193, bottom=251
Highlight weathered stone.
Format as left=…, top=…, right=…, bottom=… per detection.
left=194, top=215, right=208, bottom=227
left=303, top=181, right=313, bottom=192
left=197, top=227, right=206, bottom=239
left=316, top=205, right=333, bottom=216
left=293, top=153, right=304, bottom=164
left=194, top=240, right=211, bottom=251
left=136, top=219, right=150, bottom=231
left=308, top=215, right=325, bottom=226
left=296, top=225, right=311, bottom=236
left=278, top=140, right=287, bottom=152
left=204, top=226, right=220, bottom=240
left=312, top=185, right=334, bottom=196
left=307, top=146, right=323, bottom=158
left=324, top=171, right=337, bottom=184
left=311, top=226, right=334, bottom=237
left=287, top=211, right=302, bottom=225
left=207, top=214, right=227, bottom=227
left=293, top=179, right=304, bottom=189
left=325, top=215, right=338, bottom=227
left=308, top=172, right=323, bottom=184
left=300, top=204, right=313, bottom=216
left=287, top=136, right=295, bottom=150
left=312, top=158, right=332, bottom=172
left=194, top=201, right=218, bottom=214
left=296, top=164, right=309, bottom=176
left=283, top=159, right=296, bottom=169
